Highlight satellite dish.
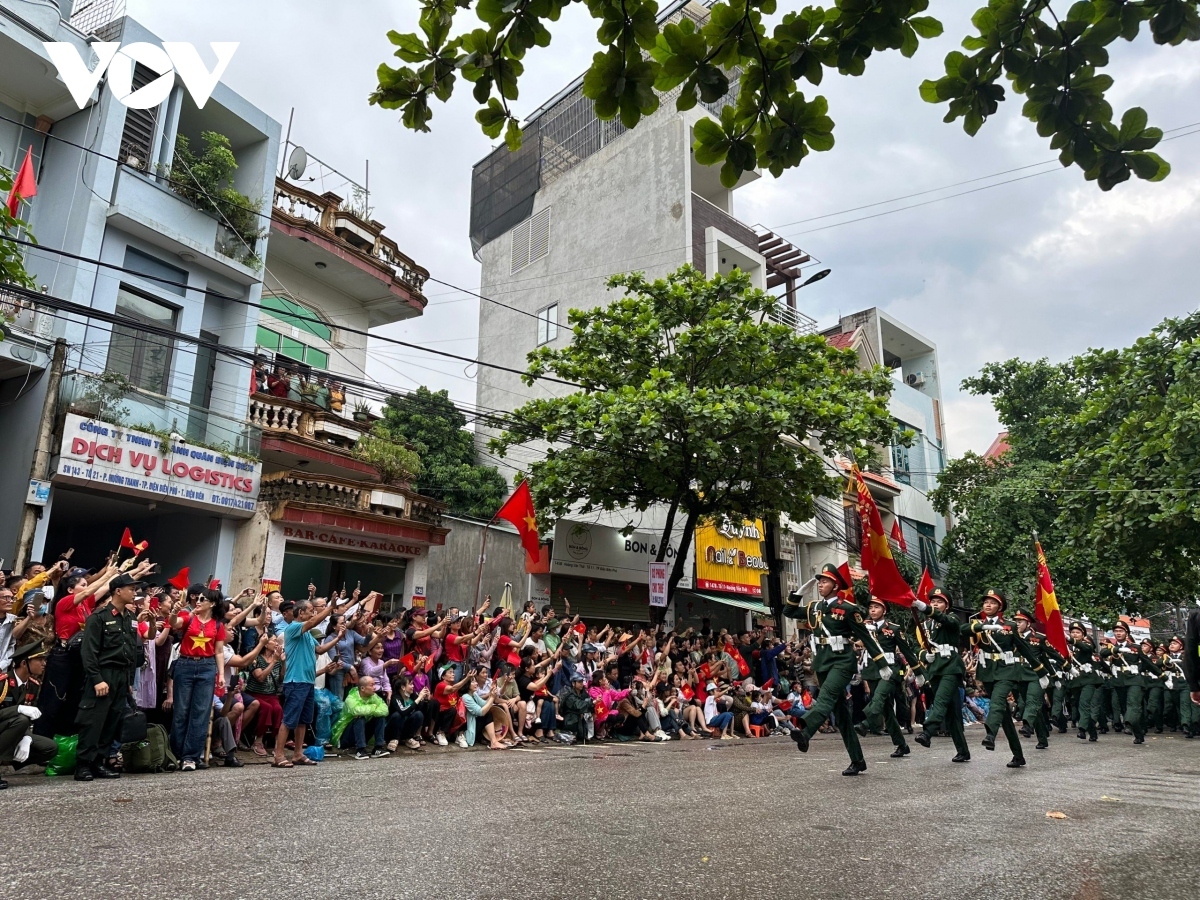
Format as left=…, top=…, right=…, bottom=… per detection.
left=286, top=145, right=308, bottom=181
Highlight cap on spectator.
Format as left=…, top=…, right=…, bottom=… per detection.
left=278, top=599, right=295, bottom=612
left=110, top=573, right=138, bottom=591
left=411, top=606, right=427, bottom=617
left=583, top=643, right=598, bottom=653
left=706, top=682, right=717, bottom=691
left=570, top=670, right=586, bottom=682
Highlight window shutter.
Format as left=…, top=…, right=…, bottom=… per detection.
left=510, top=219, right=531, bottom=274
left=528, top=207, right=550, bottom=262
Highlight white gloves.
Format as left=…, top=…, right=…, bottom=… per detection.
left=924, top=651, right=936, bottom=664
left=13, top=734, right=32, bottom=764
left=878, top=666, right=893, bottom=681
left=1038, top=676, right=1049, bottom=689
left=981, top=624, right=1004, bottom=633
left=912, top=600, right=928, bottom=613
left=17, top=705, right=41, bottom=721
left=914, top=675, right=926, bottom=688
left=1054, top=679, right=1062, bottom=689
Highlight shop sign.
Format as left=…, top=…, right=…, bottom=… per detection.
left=694, top=517, right=768, bottom=596
left=55, top=414, right=260, bottom=516
left=550, top=521, right=690, bottom=587
left=282, top=525, right=425, bottom=558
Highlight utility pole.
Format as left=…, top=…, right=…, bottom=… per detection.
left=15, top=337, right=67, bottom=570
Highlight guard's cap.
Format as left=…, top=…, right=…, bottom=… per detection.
left=109, top=573, right=139, bottom=591
left=12, top=641, right=48, bottom=664
left=982, top=589, right=1007, bottom=612
left=817, top=563, right=850, bottom=591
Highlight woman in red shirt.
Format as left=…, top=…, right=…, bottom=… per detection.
left=168, top=589, right=228, bottom=770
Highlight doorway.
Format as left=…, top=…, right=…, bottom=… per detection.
left=281, top=546, right=408, bottom=615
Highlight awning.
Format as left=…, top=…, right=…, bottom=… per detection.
left=679, top=590, right=772, bottom=616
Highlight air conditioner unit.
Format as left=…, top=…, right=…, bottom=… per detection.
left=905, top=372, right=926, bottom=388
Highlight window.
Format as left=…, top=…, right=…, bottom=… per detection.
left=261, top=295, right=332, bottom=342
left=255, top=325, right=329, bottom=369
left=123, top=248, right=187, bottom=296
left=510, top=207, right=550, bottom=274
left=892, top=421, right=915, bottom=485
left=843, top=503, right=861, bottom=553
left=536, top=304, right=558, bottom=346
left=107, top=287, right=177, bottom=395
left=915, top=521, right=939, bottom=577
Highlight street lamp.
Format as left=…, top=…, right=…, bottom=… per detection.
left=799, top=268, right=832, bottom=289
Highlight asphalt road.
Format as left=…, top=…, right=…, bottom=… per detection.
left=3, top=726, right=1199, bottom=900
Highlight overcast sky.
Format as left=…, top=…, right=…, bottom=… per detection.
left=127, top=1, right=1200, bottom=457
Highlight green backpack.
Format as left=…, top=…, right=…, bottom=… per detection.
left=122, top=723, right=179, bottom=773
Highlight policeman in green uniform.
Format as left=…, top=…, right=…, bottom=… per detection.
left=912, top=588, right=970, bottom=762
left=1162, top=635, right=1195, bottom=738
left=1100, top=621, right=1160, bottom=745
left=855, top=597, right=921, bottom=758
left=1011, top=611, right=1051, bottom=750
left=1066, top=622, right=1101, bottom=742
left=75, top=573, right=144, bottom=781
left=786, top=564, right=889, bottom=776
left=1142, top=639, right=1166, bottom=734
left=970, top=589, right=1046, bottom=768
left=0, top=642, right=59, bottom=788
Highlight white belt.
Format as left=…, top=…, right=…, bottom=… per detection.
left=1079, top=663, right=1092, bottom=673
left=937, top=645, right=954, bottom=658
left=883, top=652, right=895, bottom=665
left=1127, top=665, right=1139, bottom=675
left=811, top=635, right=847, bottom=653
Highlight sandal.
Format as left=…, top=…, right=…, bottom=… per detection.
left=271, top=759, right=294, bottom=769
left=252, top=743, right=268, bottom=757
left=293, top=755, right=318, bottom=766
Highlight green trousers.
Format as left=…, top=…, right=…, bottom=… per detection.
left=1115, top=684, right=1145, bottom=739
left=75, top=668, right=131, bottom=769
left=1069, top=684, right=1098, bottom=737
left=1018, top=679, right=1049, bottom=743
left=1169, top=689, right=1197, bottom=733
left=924, top=673, right=969, bottom=757
left=801, top=664, right=863, bottom=765
left=983, top=678, right=1023, bottom=758
left=1050, top=682, right=1068, bottom=730
left=1101, top=685, right=1122, bottom=729
left=1145, top=685, right=1164, bottom=731
left=864, top=678, right=907, bottom=750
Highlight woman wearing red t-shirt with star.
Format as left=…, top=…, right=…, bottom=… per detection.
left=168, top=589, right=228, bottom=771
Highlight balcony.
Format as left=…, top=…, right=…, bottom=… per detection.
left=271, top=179, right=428, bottom=325
left=691, top=193, right=759, bottom=274
left=59, top=370, right=262, bottom=457
left=259, top=471, right=443, bottom=526
left=248, top=392, right=373, bottom=453
left=768, top=300, right=817, bottom=336
left=0, top=283, right=53, bottom=341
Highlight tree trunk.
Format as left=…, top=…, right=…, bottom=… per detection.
left=662, top=507, right=700, bottom=619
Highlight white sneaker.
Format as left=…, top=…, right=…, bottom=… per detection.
left=386, top=740, right=399, bottom=752
left=435, top=732, right=448, bottom=746
left=405, top=738, right=421, bottom=750
left=455, top=733, right=468, bottom=749
left=654, top=730, right=670, bottom=742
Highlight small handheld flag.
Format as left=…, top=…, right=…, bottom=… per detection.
left=167, top=567, right=191, bottom=591
left=916, top=568, right=935, bottom=603
left=890, top=518, right=908, bottom=553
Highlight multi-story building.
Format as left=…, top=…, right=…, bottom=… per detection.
left=1, top=2, right=279, bottom=579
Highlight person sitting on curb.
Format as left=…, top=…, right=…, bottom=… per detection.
left=331, top=675, right=389, bottom=760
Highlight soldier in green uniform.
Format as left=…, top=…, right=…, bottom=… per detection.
left=74, top=573, right=145, bottom=781
left=969, top=589, right=1047, bottom=768
left=1100, top=621, right=1161, bottom=745
left=1096, top=637, right=1121, bottom=735
left=786, top=564, right=890, bottom=776
left=1066, top=622, right=1101, bottom=742
left=912, top=588, right=970, bottom=762
left=1162, top=635, right=1196, bottom=738
left=855, top=597, right=922, bottom=758
left=1142, top=639, right=1166, bottom=734
left=1011, top=611, right=1051, bottom=750
left=0, top=642, right=59, bottom=789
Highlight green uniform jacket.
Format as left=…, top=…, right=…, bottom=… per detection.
left=1014, top=631, right=1048, bottom=682
left=1100, top=641, right=1161, bottom=688
left=1066, top=638, right=1102, bottom=686
left=1164, top=653, right=1189, bottom=692
left=80, top=603, right=143, bottom=684
left=968, top=615, right=1045, bottom=684
left=861, top=619, right=922, bottom=682
left=914, top=609, right=967, bottom=678
left=783, top=596, right=886, bottom=676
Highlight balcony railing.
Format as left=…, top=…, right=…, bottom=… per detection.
left=59, top=370, right=261, bottom=457
left=0, top=283, right=54, bottom=341
left=272, top=179, right=429, bottom=294
left=259, top=471, right=424, bottom=523
left=768, top=300, right=817, bottom=336
left=248, top=392, right=373, bottom=452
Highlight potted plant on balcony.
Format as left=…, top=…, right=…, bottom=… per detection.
left=352, top=398, right=373, bottom=423
left=352, top=433, right=422, bottom=486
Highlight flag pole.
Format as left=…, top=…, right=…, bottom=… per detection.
left=473, top=514, right=499, bottom=611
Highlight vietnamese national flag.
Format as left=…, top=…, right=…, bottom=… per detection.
left=120, top=527, right=136, bottom=551
left=916, top=568, right=935, bottom=603
left=167, top=567, right=191, bottom=591
left=495, top=479, right=540, bottom=563
left=836, top=561, right=856, bottom=602
left=5, top=146, right=36, bottom=218
left=890, top=518, right=907, bottom=553
left=852, top=467, right=916, bottom=606
left=1034, top=540, right=1069, bottom=657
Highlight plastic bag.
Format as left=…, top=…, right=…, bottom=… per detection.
left=302, top=744, right=325, bottom=762
left=44, top=734, right=78, bottom=776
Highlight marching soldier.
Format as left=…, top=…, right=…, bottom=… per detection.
left=1011, top=611, right=1051, bottom=750
left=1142, top=638, right=1166, bottom=734
left=1162, top=635, right=1195, bottom=738
left=969, top=589, right=1047, bottom=768
left=74, top=573, right=145, bottom=781
left=786, top=564, right=891, bottom=776
left=1100, top=621, right=1160, bottom=745
left=1066, top=622, right=1101, bottom=742
left=855, top=597, right=922, bottom=758
left=1096, top=637, right=1121, bottom=735
left=1042, top=634, right=1071, bottom=735
left=0, top=642, right=59, bottom=788
left=912, top=587, right=971, bottom=762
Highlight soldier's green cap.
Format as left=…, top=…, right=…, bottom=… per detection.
left=817, top=563, right=850, bottom=592
left=928, top=587, right=950, bottom=602
left=1013, top=609, right=1035, bottom=623
left=982, top=589, right=1007, bottom=611
left=1068, top=622, right=1087, bottom=634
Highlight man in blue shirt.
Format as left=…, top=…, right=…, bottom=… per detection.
left=274, top=599, right=341, bottom=768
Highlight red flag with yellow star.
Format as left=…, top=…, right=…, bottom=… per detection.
left=1034, top=540, right=1069, bottom=657
left=495, top=480, right=540, bottom=563
left=852, top=467, right=916, bottom=607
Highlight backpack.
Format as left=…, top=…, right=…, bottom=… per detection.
left=122, top=723, right=178, bottom=773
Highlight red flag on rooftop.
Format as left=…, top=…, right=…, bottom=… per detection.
left=495, top=479, right=540, bottom=563
left=5, top=146, right=36, bottom=218
left=1034, top=539, right=1069, bottom=657
left=852, top=466, right=916, bottom=607
left=916, top=568, right=935, bottom=603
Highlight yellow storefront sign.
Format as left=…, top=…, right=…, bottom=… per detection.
left=694, top=518, right=768, bottom=596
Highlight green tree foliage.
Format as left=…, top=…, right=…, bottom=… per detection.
left=0, top=165, right=36, bottom=292
left=490, top=265, right=897, bottom=604
left=167, top=132, right=264, bottom=255
left=373, top=0, right=1189, bottom=189
left=375, top=386, right=508, bottom=518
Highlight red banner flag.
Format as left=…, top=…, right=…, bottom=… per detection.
left=836, top=561, right=856, bottom=602
left=916, top=568, right=935, bottom=603
left=167, top=567, right=191, bottom=591
left=120, top=527, right=136, bottom=550
left=1034, top=540, right=1069, bottom=657
left=495, top=480, right=540, bottom=563
left=852, top=467, right=916, bottom=607
left=890, top=518, right=907, bottom=553
left=6, top=146, right=36, bottom=218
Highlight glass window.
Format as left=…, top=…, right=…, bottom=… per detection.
left=261, top=295, right=332, bottom=341
left=123, top=247, right=187, bottom=296
left=279, top=335, right=306, bottom=362
left=306, top=347, right=329, bottom=369
left=536, top=304, right=558, bottom=346
left=256, top=326, right=281, bottom=352
left=107, top=287, right=176, bottom=395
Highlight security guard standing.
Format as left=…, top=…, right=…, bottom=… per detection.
left=75, top=573, right=144, bottom=781
left=0, top=642, right=58, bottom=788
left=856, top=597, right=922, bottom=759
left=1100, top=620, right=1160, bottom=745
left=786, top=564, right=890, bottom=776
left=913, top=588, right=971, bottom=762
left=969, top=589, right=1047, bottom=768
